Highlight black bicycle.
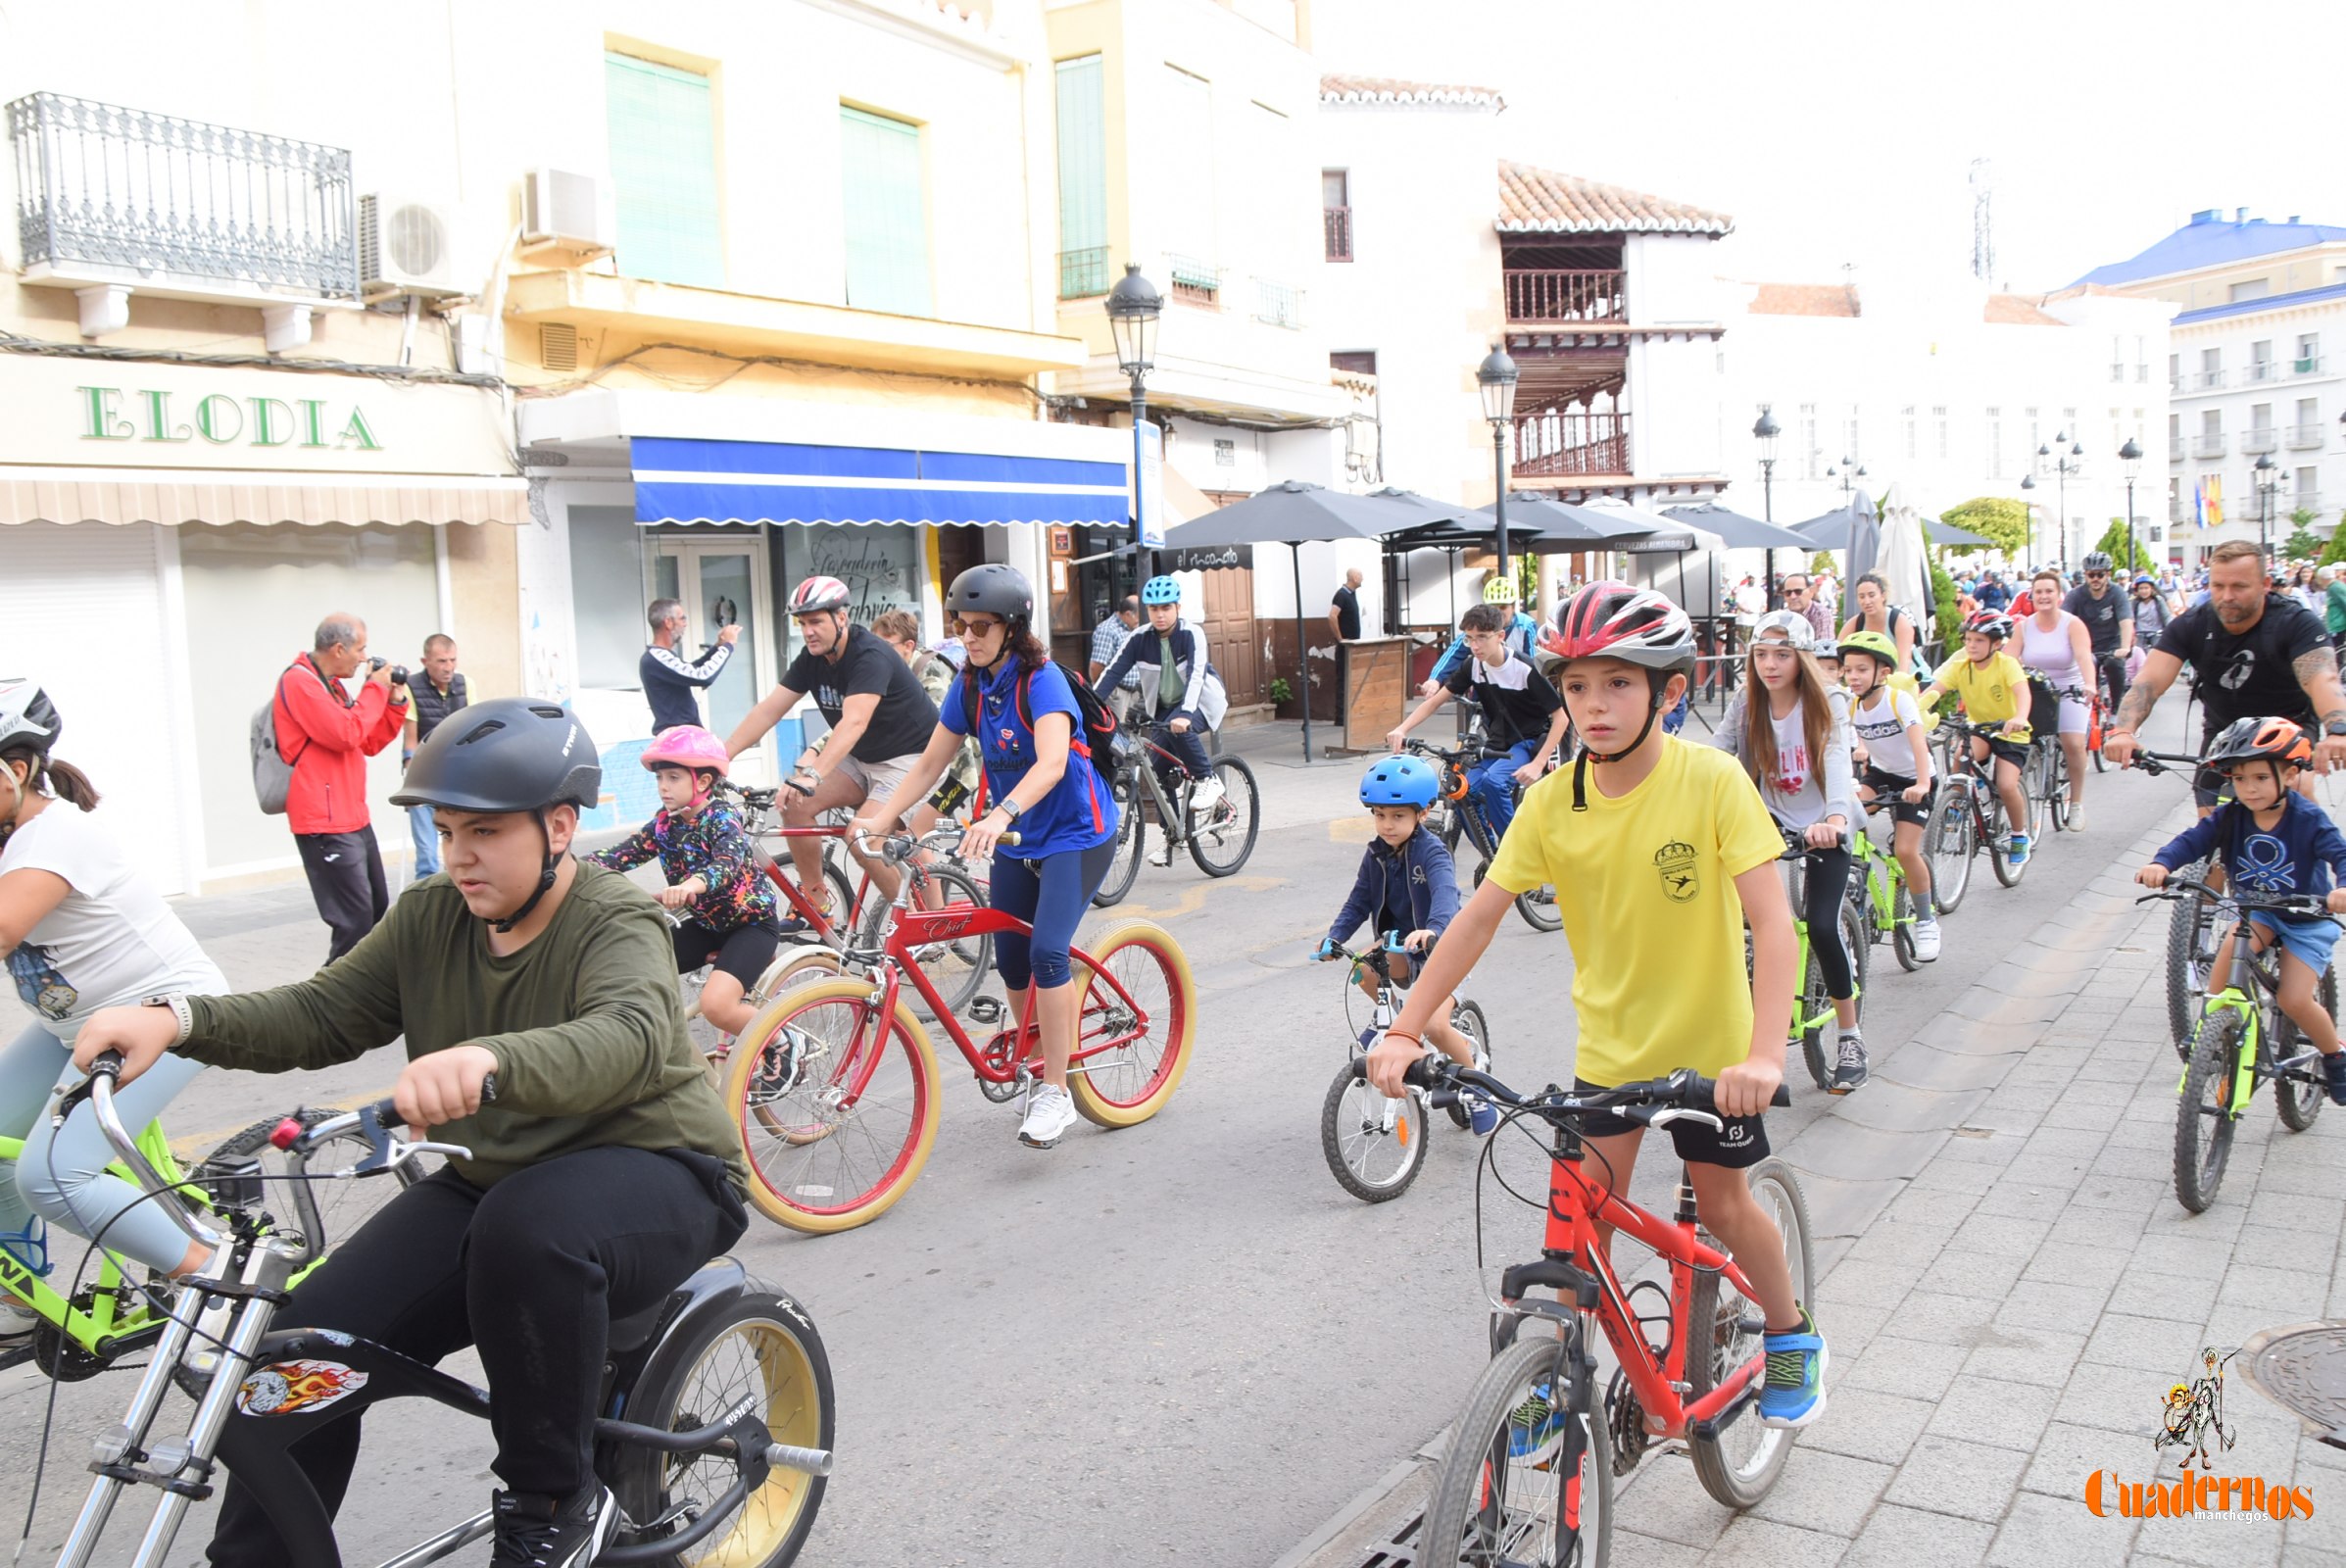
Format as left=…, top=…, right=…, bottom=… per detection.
left=2126, top=748, right=2232, bottom=1049
left=1091, top=711, right=1260, bottom=906
left=45, top=1056, right=834, bottom=1568
left=1402, top=739, right=1561, bottom=933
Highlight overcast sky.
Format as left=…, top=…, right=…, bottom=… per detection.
left=1313, top=0, right=2346, bottom=294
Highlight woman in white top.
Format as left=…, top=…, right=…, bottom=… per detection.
left=2016, top=568, right=2097, bottom=827
left=0, top=681, right=226, bottom=1341
left=1836, top=571, right=1918, bottom=672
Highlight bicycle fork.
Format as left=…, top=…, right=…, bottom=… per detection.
left=2178, top=997, right=2260, bottom=1115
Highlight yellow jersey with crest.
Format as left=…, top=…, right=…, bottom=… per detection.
left=1488, top=737, right=1783, bottom=1086
left=1931, top=650, right=2032, bottom=738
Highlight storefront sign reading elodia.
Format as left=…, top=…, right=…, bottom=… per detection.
left=78, top=386, right=381, bottom=451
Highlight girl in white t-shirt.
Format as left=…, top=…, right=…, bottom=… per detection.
left=0, top=682, right=226, bottom=1342
left=1841, top=631, right=1941, bottom=963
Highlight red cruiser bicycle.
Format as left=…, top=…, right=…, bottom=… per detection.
left=722, top=828, right=1197, bottom=1233
left=1387, top=1057, right=1811, bottom=1567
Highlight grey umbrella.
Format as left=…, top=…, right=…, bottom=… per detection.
left=1476, top=491, right=1670, bottom=548
left=1921, top=516, right=1996, bottom=549
left=1665, top=501, right=1821, bottom=616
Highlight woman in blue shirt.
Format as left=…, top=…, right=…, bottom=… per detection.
left=857, top=564, right=1121, bottom=1150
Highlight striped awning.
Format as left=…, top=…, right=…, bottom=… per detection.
left=0, top=467, right=527, bottom=527
left=631, top=436, right=1130, bottom=528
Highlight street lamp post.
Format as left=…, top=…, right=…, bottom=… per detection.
left=1105, top=264, right=1163, bottom=578
left=1754, top=407, right=1782, bottom=607
left=2119, top=437, right=2143, bottom=574
left=2020, top=471, right=2039, bottom=563
left=1825, top=457, right=1868, bottom=498
left=1478, top=346, right=1521, bottom=577
left=2254, top=450, right=2280, bottom=565
left=2036, top=433, right=2084, bottom=570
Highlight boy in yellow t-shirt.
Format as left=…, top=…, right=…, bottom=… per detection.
left=1918, top=608, right=2034, bottom=870
left=1366, top=581, right=1825, bottom=1429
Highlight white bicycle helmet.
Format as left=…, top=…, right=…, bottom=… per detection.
left=0, top=678, right=61, bottom=754
left=1749, top=610, right=1816, bottom=651
left=787, top=576, right=853, bottom=616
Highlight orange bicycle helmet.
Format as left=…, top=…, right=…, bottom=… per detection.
left=2204, top=715, right=2314, bottom=773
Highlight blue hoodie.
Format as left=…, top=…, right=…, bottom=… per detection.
left=2152, top=789, right=2346, bottom=900
left=1326, top=827, right=1462, bottom=947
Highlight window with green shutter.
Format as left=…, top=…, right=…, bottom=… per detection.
left=1054, top=55, right=1108, bottom=298
left=839, top=106, right=930, bottom=317
left=604, top=53, right=722, bottom=288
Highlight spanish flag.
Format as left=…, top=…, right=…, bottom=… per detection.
left=2196, top=474, right=2224, bottom=530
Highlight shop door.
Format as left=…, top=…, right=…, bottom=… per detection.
left=654, top=537, right=778, bottom=785
left=1199, top=567, right=1261, bottom=709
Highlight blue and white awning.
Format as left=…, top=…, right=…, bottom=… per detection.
left=632, top=436, right=1130, bottom=528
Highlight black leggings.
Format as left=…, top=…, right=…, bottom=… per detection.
left=205, top=1145, right=746, bottom=1563
left=1800, top=845, right=1857, bottom=1003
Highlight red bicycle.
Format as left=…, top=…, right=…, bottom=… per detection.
left=721, top=827, right=1197, bottom=1233
left=1389, top=1057, right=1812, bottom=1567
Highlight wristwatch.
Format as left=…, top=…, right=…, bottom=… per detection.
left=999, top=797, right=1025, bottom=820
left=2323, top=717, right=2346, bottom=739
left=140, top=993, right=193, bottom=1049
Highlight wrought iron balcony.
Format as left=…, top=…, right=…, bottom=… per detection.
left=2286, top=422, right=2326, bottom=451
left=2293, top=355, right=2324, bottom=376
left=1513, top=409, right=1631, bottom=477
left=8, top=91, right=358, bottom=304
left=2242, top=361, right=2279, bottom=385
left=1167, top=253, right=1221, bottom=307
left=2191, top=432, right=2227, bottom=458
left=1251, top=277, right=1303, bottom=329
left=1057, top=246, right=1109, bottom=300
left=1505, top=269, right=1627, bottom=324
left=1323, top=205, right=1352, bottom=263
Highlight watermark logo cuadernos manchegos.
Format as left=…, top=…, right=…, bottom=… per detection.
left=2082, top=1347, right=2315, bottom=1521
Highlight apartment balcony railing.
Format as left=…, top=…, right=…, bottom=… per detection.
left=2240, top=427, right=2281, bottom=455
left=2294, top=356, right=2325, bottom=376
left=2192, top=432, right=2227, bottom=458
left=2196, top=369, right=2227, bottom=390
left=1323, top=205, right=1352, bottom=262
left=1167, top=253, right=1221, bottom=307
left=2169, top=437, right=2185, bottom=464
left=2286, top=422, right=2327, bottom=451
left=1504, top=268, right=1627, bottom=323
left=1251, top=277, right=1303, bottom=329
left=2242, top=361, right=2280, bottom=385
left=2109, top=363, right=2125, bottom=383
left=1513, top=409, right=1632, bottom=477
left=2292, top=493, right=2323, bottom=516
left=2171, top=497, right=2191, bottom=523
left=7, top=90, right=358, bottom=302
left=1057, top=246, right=1110, bottom=300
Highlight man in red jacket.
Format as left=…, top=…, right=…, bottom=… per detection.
left=274, top=612, right=409, bottom=960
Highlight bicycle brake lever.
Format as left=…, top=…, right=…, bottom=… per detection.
left=1646, top=1107, right=1726, bottom=1134
left=393, top=1139, right=474, bottom=1166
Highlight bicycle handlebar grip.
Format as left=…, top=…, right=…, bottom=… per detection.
left=1000, top=829, right=1022, bottom=847
left=1684, top=1073, right=1790, bottom=1109
left=1399, top=1054, right=1443, bottom=1091
left=91, top=1049, right=124, bottom=1078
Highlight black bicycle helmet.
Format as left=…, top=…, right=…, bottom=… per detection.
left=392, top=699, right=603, bottom=931
left=945, top=564, right=1037, bottom=624
left=2082, top=552, right=2113, bottom=573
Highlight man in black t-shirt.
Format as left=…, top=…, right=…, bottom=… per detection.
left=1330, top=568, right=1363, bottom=641
left=2062, top=553, right=2132, bottom=708
left=2106, top=542, right=2346, bottom=808
left=725, top=576, right=939, bottom=915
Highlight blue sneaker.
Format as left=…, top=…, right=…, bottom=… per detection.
left=2007, top=832, right=2030, bottom=869
left=1357, top=1027, right=1379, bottom=1054
left=1506, top=1383, right=1565, bottom=1465
left=1466, top=1094, right=1500, bottom=1136
left=1757, top=1306, right=1828, bottom=1429
left=2322, top=1051, right=2346, bottom=1106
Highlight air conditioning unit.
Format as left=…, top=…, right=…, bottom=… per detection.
left=357, top=194, right=463, bottom=299
left=521, top=168, right=615, bottom=263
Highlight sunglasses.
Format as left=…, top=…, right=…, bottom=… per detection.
left=953, top=615, right=1006, bottom=636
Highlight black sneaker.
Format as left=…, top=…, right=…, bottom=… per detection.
left=2323, top=1050, right=2346, bottom=1107
left=1829, top=1034, right=1869, bottom=1096
left=490, top=1485, right=617, bottom=1567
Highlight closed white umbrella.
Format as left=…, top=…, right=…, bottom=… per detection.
left=1875, top=482, right=1931, bottom=648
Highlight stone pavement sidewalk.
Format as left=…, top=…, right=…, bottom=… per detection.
left=1285, top=799, right=2346, bottom=1568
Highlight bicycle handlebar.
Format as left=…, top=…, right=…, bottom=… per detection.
left=64, top=1053, right=225, bottom=1251
left=851, top=823, right=1018, bottom=864
left=2135, top=876, right=2338, bottom=922
left=1319, top=931, right=1424, bottom=964
left=1363, top=1057, right=1791, bottom=1117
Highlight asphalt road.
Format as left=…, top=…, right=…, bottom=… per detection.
left=1, top=705, right=2224, bottom=1566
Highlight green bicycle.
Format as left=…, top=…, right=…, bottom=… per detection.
left=1849, top=799, right=1925, bottom=973
left=1746, top=828, right=1867, bottom=1093
left=0, top=1104, right=417, bottom=1381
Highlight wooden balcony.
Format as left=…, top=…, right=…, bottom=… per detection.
left=1514, top=409, right=1631, bottom=477
left=1505, top=268, right=1626, bottom=323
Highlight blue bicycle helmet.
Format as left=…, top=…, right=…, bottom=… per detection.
left=1360, top=754, right=1439, bottom=808
left=1141, top=575, right=1183, bottom=606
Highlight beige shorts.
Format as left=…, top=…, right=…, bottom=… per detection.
left=831, top=750, right=923, bottom=807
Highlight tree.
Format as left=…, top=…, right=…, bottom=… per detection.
left=1919, top=516, right=1959, bottom=652
left=2283, top=507, right=2322, bottom=564
left=2089, top=516, right=2135, bottom=567
left=1939, top=496, right=2032, bottom=558
left=2320, top=517, right=2346, bottom=568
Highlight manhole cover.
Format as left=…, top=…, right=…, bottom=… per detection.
left=2242, top=1322, right=2346, bottom=1445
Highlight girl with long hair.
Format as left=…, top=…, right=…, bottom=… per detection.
left=2019, top=567, right=2096, bottom=827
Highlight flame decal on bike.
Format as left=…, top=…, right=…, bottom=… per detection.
left=234, top=1358, right=368, bottom=1417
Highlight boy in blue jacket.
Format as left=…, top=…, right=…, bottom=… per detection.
left=2137, top=715, right=2346, bottom=1104
left=1315, top=754, right=1495, bottom=1133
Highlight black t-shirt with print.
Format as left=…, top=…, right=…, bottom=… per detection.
left=2155, top=594, right=2332, bottom=740
left=782, top=624, right=940, bottom=761
left=1444, top=653, right=1562, bottom=752
left=2063, top=583, right=2126, bottom=655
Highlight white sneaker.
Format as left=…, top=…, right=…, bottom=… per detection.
left=1018, top=1083, right=1080, bottom=1149
left=1911, top=917, right=1941, bottom=963
left=2064, top=799, right=2085, bottom=831
left=1190, top=776, right=1226, bottom=817
left=0, top=1297, right=37, bottom=1344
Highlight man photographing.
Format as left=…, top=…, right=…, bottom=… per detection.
left=276, top=613, right=407, bottom=961
left=640, top=598, right=741, bottom=735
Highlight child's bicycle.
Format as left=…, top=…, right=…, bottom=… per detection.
left=1381, top=1056, right=1807, bottom=1567
left=719, top=826, right=1197, bottom=1233
left=1749, top=826, right=1867, bottom=1092
left=0, top=1102, right=418, bottom=1382
left=42, top=1056, right=832, bottom=1568
left=2124, top=747, right=2238, bottom=1050
left=1849, top=798, right=1925, bottom=973
left=1400, top=739, right=1561, bottom=933
left=1316, top=933, right=1491, bottom=1203
left=2136, top=875, right=2339, bottom=1212
left=1924, top=714, right=2041, bottom=904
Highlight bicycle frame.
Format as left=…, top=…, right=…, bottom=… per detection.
left=0, top=1118, right=194, bottom=1359
left=1850, top=813, right=1912, bottom=935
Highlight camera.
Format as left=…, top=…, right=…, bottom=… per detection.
left=369, top=657, right=409, bottom=686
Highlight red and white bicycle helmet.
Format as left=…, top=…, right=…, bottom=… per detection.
left=641, top=725, right=731, bottom=778
left=1961, top=608, right=2014, bottom=642
left=787, top=575, right=852, bottom=616
left=1545, top=581, right=1697, bottom=674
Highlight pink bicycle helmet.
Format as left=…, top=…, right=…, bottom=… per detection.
left=641, top=725, right=731, bottom=778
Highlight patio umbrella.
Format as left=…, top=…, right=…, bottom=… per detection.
left=1921, top=516, right=1996, bottom=549
left=1475, top=492, right=1671, bottom=549
left=1664, top=502, right=1819, bottom=614
left=1876, top=482, right=1931, bottom=646
left=1845, top=492, right=1882, bottom=587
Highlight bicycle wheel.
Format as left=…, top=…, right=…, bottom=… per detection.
left=193, top=1109, right=425, bottom=1272
left=1837, top=893, right=1868, bottom=1020
left=1686, top=1157, right=1815, bottom=1508
left=2175, top=1007, right=2245, bottom=1213
left=858, top=863, right=992, bottom=1020
left=1444, top=1000, right=1491, bottom=1129
left=1091, top=771, right=1146, bottom=908
left=1319, top=1059, right=1428, bottom=1202
left=1925, top=787, right=1974, bottom=914
left=2043, top=743, right=2069, bottom=834
left=2273, top=962, right=2336, bottom=1133
left=2164, top=865, right=2215, bottom=1053
left=1187, top=756, right=1260, bottom=877
left=2020, top=746, right=2050, bottom=847
left=1794, top=928, right=1836, bottom=1092
left=725, top=980, right=943, bottom=1234
left=1062, top=920, right=1197, bottom=1128
left=1419, top=1328, right=1611, bottom=1568
left=1988, top=794, right=2026, bottom=889
left=604, top=1287, right=833, bottom=1568
left=1892, top=884, right=1919, bottom=972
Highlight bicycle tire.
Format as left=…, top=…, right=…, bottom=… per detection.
left=725, top=979, right=943, bottom=1235
left=2042, top=741, right=2068, bottom=834
left=1186, top=757, right=1260, bottom=877
left=1925, top=788, right=1973, bottom=914
left=194, top=1110, right=425, bottom=1272
left=1892, top=884, right=1919, bottom=972
left=1838, top=894, right=1868, bottom=1020
left=1988, top=792, right=2026, bottom=889
left=2273, top=963, right=2336, bottom=1133
left=603, top=1287, right=833, bottom=1568
left=1419, top=1330, right=1612, bottom=1568
left=2175, top=1006, right=2245, bottom=1213
left=1686, top=1157, right=1815, bottom=1508
left=1065, top=920, right=1197, bottom=1128
left=1091, top=771, right=1145, bottom=908
left=856, top=863, right=992, bottom=1020
left=1445, top=1000, right=1491, bottom=1130
left=1319, top=1058, right=1428, bottom=1202
left=2165, top=865, right=2215, bottom=1053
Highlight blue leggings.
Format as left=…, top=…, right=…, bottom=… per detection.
left=1149, top=710, right=1211, bottom=782
left=1465, top=740, right=1538, bottom=841
left=992, top=838, right=1119, bottom=991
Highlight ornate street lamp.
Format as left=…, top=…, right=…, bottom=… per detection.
left=2254, top=450, right=2280, bottom=564
left=1754, top=407, right=1782, bottom=606
left=1478, top=345, right=1521, bottom=575
left=1105, top=265, right=1164, bottom=575
left=2036, top=433, right=2084, bottom=570
left=2119, top=437, right=2143, bottom=574
left=1826, top=457, right=1868, bottom=497
left=2020, top=471, right=2039, bottom=564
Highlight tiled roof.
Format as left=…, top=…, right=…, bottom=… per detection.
left=1984, top=294, right=2062, bottom=325
left=1497, top=161, right=1733, bottom=236
left=2072, top=209, right=2346, bottom=288
left=1320, top=74, right=1503, bottom=108
left=1747, top=283, right=1859, bottom=318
